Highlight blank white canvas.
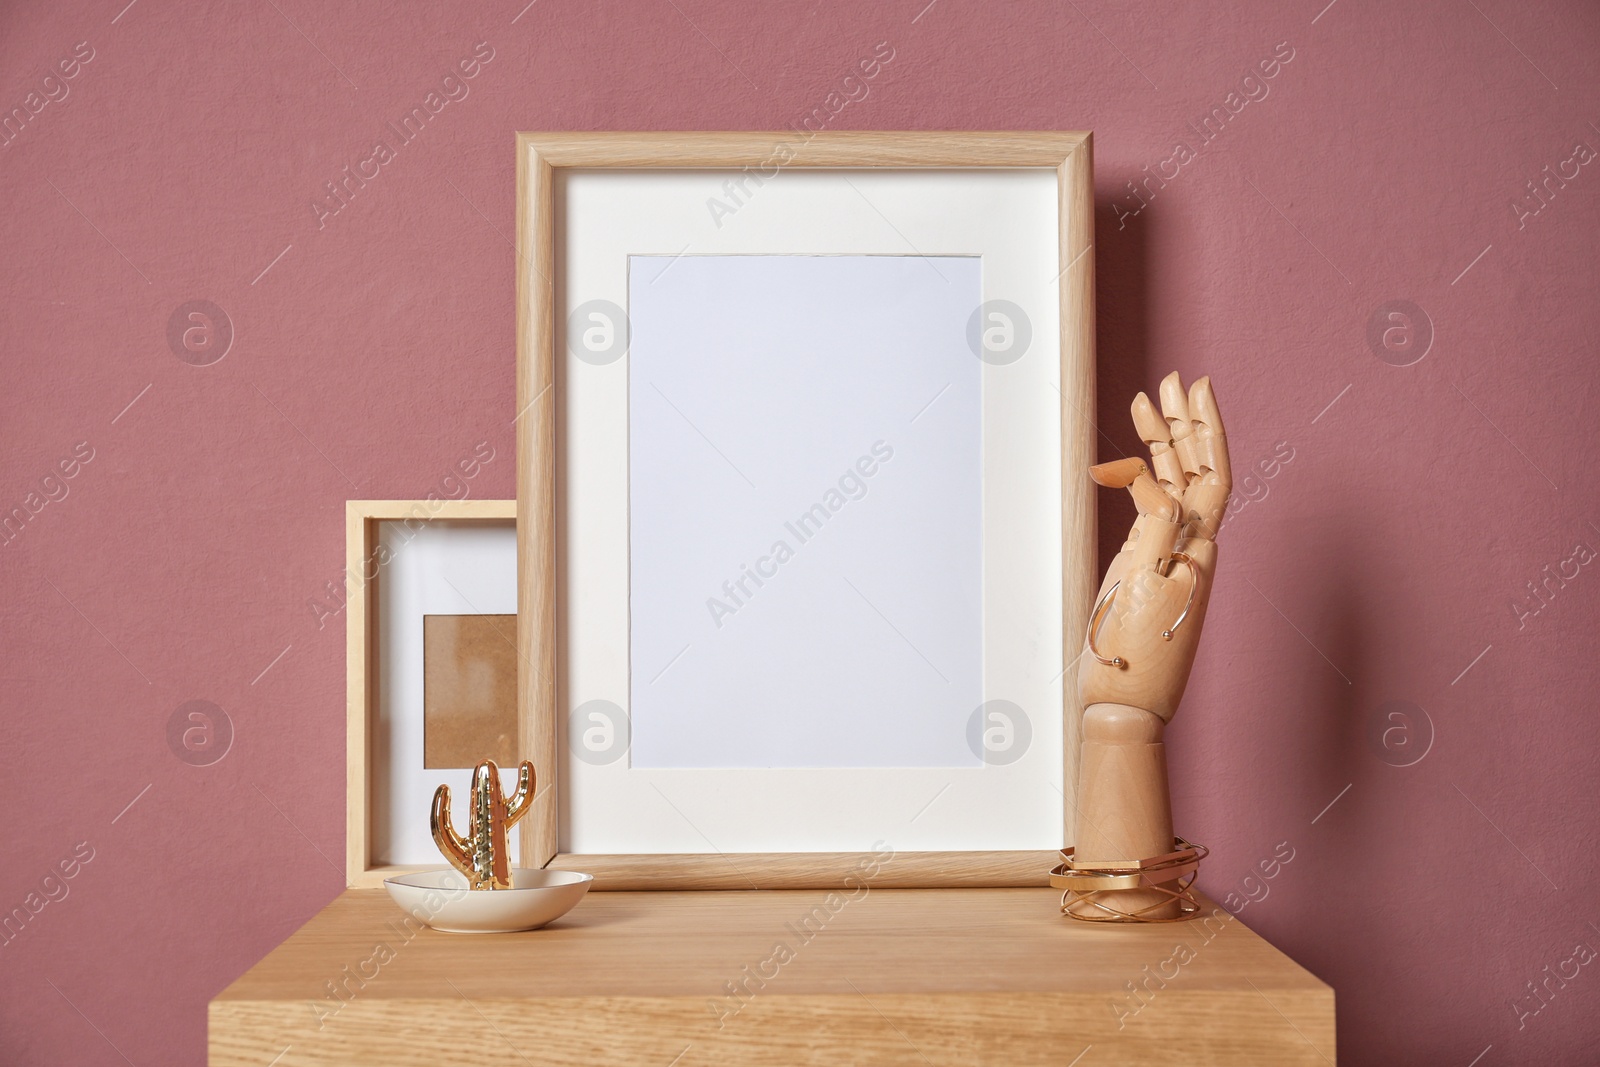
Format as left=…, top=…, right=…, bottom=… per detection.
left=628, top=254, right=983, bottom=768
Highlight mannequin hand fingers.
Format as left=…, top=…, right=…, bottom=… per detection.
left=1132, top=390, right=1186, bottom=498
left=1127, top=474, right=1182, bottom=570
left=1089, top=460, right=1181, bottom=524
left=1181, top=483, right=1229, bottom=542
left=1186, top=376, right=1231, bottom=486
left=1180, top=377, right=1230, bottom=540
left=1129, top=472, right=1181, bottom=524
left=1089, top=456, right=1149, bottom=488
left=1159, top=372, right=1201, bottom=482
left=1090, top=458, right=1181, bottom=564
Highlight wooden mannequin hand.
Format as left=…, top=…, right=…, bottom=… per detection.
left=1078, top=373, right=1230, bottom=723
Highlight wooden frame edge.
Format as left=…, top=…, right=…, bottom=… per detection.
left=345, top=498, right=518, bottom=889
left=515, top=131, right=1095, bottom=888
left=1059, top=133, right=1095, bottom=850
left=516, top=130, right=1089, bottom=168
left=553, top=851, right=1056, bottom=891
left=516, top=136, right=561, bottom=870
left=345, top=502, right=368, bottom=886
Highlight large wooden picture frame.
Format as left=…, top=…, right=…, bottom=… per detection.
left=516, top=132, right=1096, bottom=889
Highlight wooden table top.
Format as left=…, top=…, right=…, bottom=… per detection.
left=211, top=887, right=1335, bottom=1066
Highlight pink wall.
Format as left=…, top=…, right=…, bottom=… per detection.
left=3, top=1, right=1597, bottom=1063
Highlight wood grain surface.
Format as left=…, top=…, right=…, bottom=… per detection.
left=211, top=886, right=1334, bottom=1065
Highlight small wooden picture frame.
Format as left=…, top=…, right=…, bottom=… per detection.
left=345, top=498, right=517, bottom=887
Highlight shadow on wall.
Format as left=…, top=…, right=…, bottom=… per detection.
left=1250, top=504, right=1436, bottom=1062
left=1092, top=188, right=1152, bottom=577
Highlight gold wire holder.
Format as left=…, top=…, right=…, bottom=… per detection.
left=1087, top=552, right=1199, bottom=669
left=1050, top=838, right=1209, bottom=922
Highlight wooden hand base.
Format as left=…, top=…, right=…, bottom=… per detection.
left=1068, top=702, right=1182, bottom=920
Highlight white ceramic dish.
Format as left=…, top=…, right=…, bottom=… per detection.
left=384, top=868, right=593, bottom=933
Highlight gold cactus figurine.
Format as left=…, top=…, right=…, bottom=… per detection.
left=430, top=759, right=534, bottom=890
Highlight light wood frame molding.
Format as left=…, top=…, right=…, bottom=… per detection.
left=515, top=131, right=1097, bottom=890
left=345, top=498, right=517, bottom=888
